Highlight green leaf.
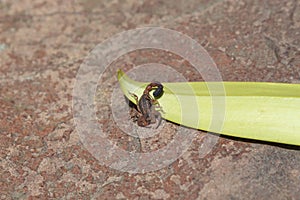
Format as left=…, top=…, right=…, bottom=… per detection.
left=118, top=69, right=300, bottom=146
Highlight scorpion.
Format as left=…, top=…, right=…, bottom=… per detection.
left=130, top=82, right=164, bottom=128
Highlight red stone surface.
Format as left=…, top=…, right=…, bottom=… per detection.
left=1, top=0, right=300, bottom=199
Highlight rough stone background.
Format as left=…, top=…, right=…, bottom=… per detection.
left=1, top=0, right=300, bottom=199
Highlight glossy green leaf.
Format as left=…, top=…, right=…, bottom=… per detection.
left=118, top=69, right=300, bottom=146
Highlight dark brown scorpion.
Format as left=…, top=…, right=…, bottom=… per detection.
left=130, top=82, right=164, bottom=128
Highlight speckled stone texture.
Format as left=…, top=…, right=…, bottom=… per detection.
left=1, top=0, right=300, bottom=199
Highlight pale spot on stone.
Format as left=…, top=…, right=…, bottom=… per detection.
left=38, top=157, right=56, bottom=174
left=170, top=175, right=181, bottom=185
left=116, top=192, right=126, bottom=199
left=152, top=189, right=170, bottom=199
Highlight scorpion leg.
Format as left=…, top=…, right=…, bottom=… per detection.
left=151, top=98, right=165, bottom=114
left=129, top=92, right=139, bottom=104
left=129, top=92, right=141, bottom=111
left=128, top=92, right=142, bottom=122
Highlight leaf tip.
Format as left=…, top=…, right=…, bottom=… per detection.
left=117, top=69, right=124, bottom=80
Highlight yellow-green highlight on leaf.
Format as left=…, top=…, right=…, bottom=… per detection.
left=118, top=69, right=300, bottom=146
